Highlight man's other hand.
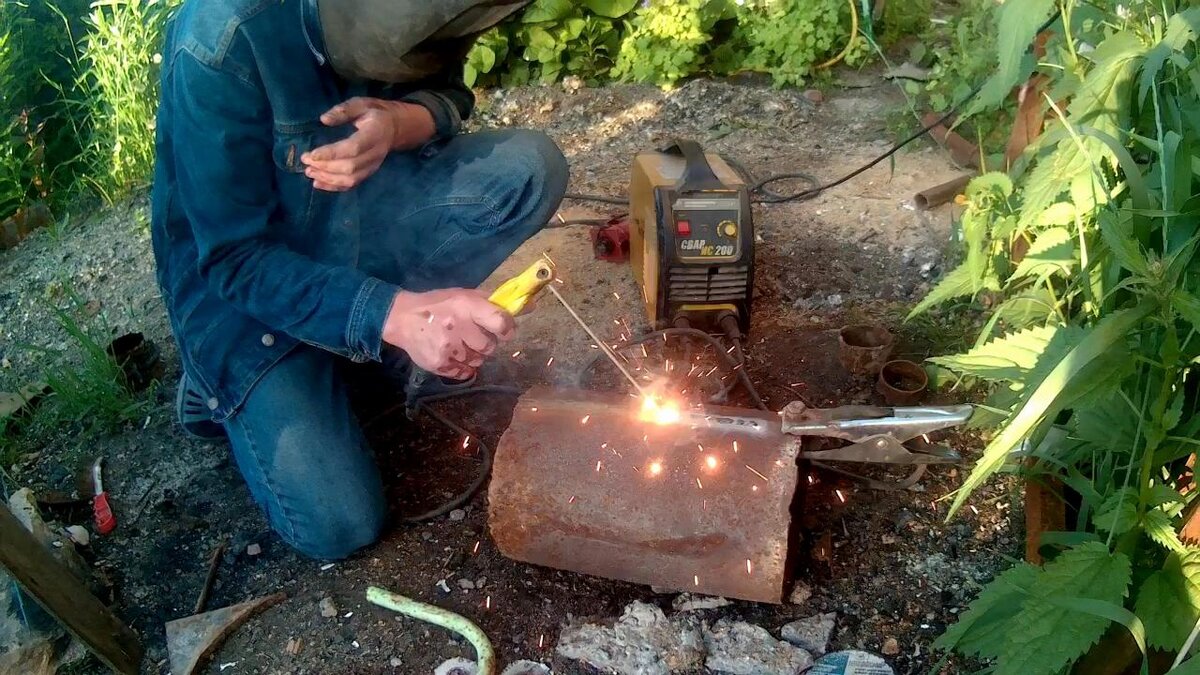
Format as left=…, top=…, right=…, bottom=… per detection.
left=381, top=289, right=515, bottom=380
left=302, top=97, right=436, bottom=192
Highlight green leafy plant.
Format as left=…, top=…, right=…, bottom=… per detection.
left=610, top=0, right=735, bottom=87
left=913, top=1, right=1200, bottom=672
left=728, top=0, right=868, bottom=87
left=466, top=0, right=638, bottom=87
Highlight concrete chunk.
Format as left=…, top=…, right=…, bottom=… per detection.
left=703, top=619, right=812, bottom=675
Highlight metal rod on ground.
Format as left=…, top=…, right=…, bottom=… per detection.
left=194, top=537, right=228, bottom=614
left=546, top=284, right=644, bottom=395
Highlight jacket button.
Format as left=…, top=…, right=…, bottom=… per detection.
left=206, top=397, right=219, bottom=411
left=261, top=333, right=275, bottom=347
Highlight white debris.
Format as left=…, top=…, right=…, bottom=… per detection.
left=434, top=657, right=478, bottom=675
left=672, top=593, right=732, bottom=612
left=557, top=601, right=705, bottom=675
left=781, top=612, right=837, bottom=656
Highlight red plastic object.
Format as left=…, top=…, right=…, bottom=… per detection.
left=93, top=493, right=116, bottom=535
left=676, top=220, right=691, bottom=236
left=590, top=218, right=630, bottom=263
left=91, top=458, right=116, bottom=535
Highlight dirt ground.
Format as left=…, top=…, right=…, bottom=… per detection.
left=0, top=70, right=1021, bottom=674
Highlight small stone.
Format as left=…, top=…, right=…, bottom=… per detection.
left=881, top=637, right=900, bottom=655
left=319, top=597, right=337, bottom=618
left=434, top=657, right=478, bottom=675
left=881, top=534, right=897, bottom=545
left=437, top=579, right=451, bottom=594
left=458, top=578, right=476, bottom=590
left=65, top=525, right=90, bottom=546
left=803, top=89, right=824, bottom=104
left=826, top=293, right=843, bottom=307
left=285, top=637, right=302, bottom=655
left=562, top=75, right=584, bottom=93
left=781, top=612, right=836, bottom=656
left=672, top=593, right=732, bottom=612
left=388, top=657, right=403, bottom=668
left=449, top=509, right=466, bottom=522
left=703, top=619, right=813, bottom=675
left=789, top=581, right=813, bottom=606
left=246, top=543, right=262, bottom=556
left=476, top=576, right=487, bottom=588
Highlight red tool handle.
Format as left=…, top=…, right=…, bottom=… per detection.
left=93, top=492, right=116, bottom=535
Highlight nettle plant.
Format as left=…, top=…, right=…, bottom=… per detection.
left=911, top=1, right=1200, bottom=673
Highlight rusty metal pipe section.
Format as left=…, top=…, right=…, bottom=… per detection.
left=489, top=387, right=801, bottom=603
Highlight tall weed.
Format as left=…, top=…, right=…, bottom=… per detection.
left=75, top=0, right=174, bottom=201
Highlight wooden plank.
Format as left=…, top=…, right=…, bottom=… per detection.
left=0, top=503, right=143, bottom=673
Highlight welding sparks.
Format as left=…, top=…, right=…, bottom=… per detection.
left=751, top=485, right=759, bottom=492
left=705, top=455, right=719, bottom=470
left=834, top=489, right=847, bottom=503
left=546, top=357, right=555, bottom=367
left=485, top=595, right=492, bottom=609
left=733, top=441, right=739, bottom=454
left=595, top=460, right=604, bottom=473
left=696, top=478, right=703, bottom=489
left=462, top=436, right=470, bottom=450
left=922, top=433, right=932, bottom=444
left=648, top=460, right=664, bottom=476
left=581, top=415, right=591, bottom=425
left=697, top=443, right=704, bottom=453
left=745, top=465, right=769, bottom=482
left=568, top=495, right=576, bottom=504
left=693, top=575, right=699, bottom=587
left=539, top=634, right=545, bottom=649
left=530, top=407, right=539, bottom=412
left=473, top=541, right=480, bottom=554
left=613, top=292, right=621, bottom=300
left=746, top=559, right=753, bottom=575
left=512, top=350, right=522, bottom=358
left=641, top=344, right=649, bottom=358
left=807, top=474, right=815, bottom=485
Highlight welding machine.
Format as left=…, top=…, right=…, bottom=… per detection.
left=628, top=140, right=754, bottom=336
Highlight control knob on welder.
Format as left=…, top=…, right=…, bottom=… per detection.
left=719, top=220, right=738, bottom=237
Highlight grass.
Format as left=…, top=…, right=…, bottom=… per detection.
left=1, top=285, right=150, bottom=467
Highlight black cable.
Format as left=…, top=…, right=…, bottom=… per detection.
left=364, top=385, right=522, bottom=523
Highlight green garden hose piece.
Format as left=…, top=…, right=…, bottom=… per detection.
left=366, top=586, right=496, bottom=675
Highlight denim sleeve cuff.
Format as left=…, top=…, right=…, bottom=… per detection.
left=347, top=277, right=401, bottom=363
left=400, top=90, right=462, bottom=138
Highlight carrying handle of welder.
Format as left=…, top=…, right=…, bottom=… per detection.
left=662, top=139, right=725, bottom=193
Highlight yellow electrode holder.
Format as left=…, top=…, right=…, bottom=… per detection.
left=488, top=259, right=554, bottom=315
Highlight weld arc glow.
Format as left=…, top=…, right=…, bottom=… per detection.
left=638, top=394, right=681, bottom=425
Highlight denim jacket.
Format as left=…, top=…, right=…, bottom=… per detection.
left=150, top=0, right=475, bottom=421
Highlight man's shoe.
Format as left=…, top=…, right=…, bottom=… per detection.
left=175, top=373, right=227, bottom=440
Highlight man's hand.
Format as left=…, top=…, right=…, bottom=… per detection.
left=382, top=289, right=515, bottom=380
left=301, top=97, right=436, bottom=192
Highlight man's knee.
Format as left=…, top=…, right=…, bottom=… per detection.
left=283, top=484, right=386, bottom=560
left=493, top=130, right=568, bottom=223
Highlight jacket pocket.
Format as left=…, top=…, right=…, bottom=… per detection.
left=271, top=123, right=321, bottom=231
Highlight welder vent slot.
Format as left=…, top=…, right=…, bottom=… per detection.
left=667, top=266, right=750, bottom=302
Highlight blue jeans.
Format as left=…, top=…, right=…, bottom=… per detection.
left=224, top=129, right=567, bottom=560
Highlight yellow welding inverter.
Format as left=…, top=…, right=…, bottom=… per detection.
left=629, top=140, right=753, bottom=335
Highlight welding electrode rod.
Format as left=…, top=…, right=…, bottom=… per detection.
left=546, top=284, right=643, bottom=394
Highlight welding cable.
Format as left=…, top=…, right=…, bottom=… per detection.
left=367, top=586, right=496, bottom=675
left=363, top=385, right=521, bottom=523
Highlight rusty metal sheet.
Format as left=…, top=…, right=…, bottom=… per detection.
left=488, top=387, right=800, bottom=603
